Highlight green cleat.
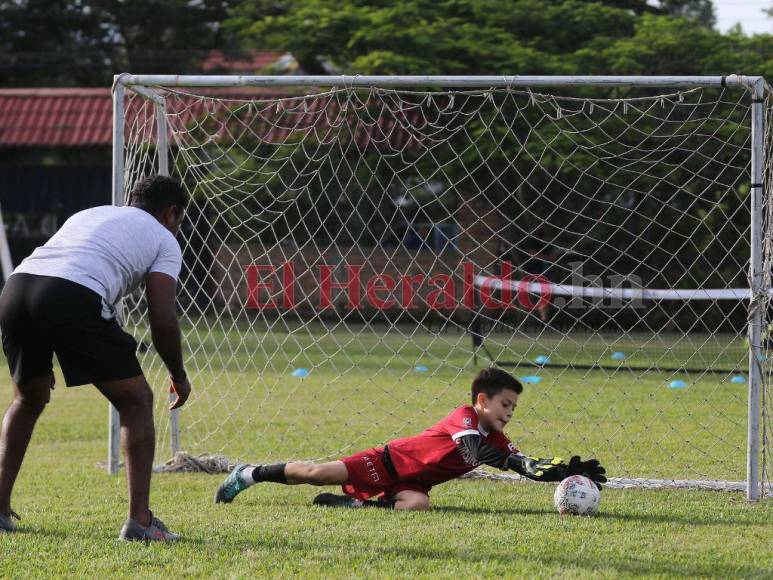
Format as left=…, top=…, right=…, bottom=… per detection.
left=215, top=464, right=253, bottom=504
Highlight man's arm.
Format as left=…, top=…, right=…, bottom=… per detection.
left=145, top=272, right=190, bottom=409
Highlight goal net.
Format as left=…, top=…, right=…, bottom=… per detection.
left=114, top=75, right=772, bottom=498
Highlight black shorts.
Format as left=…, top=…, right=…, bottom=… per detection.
left=0, top=273, right=143, bottom=386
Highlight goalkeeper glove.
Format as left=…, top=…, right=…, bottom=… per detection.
left=507, top=454, right=607, bottom=488
left=566, top=455, right=607, bottom=488
left=506, top=455, right=567, bottom=482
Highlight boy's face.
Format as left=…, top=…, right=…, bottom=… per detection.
left=475, top=388, right=519, bottom=432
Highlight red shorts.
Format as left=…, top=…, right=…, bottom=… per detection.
left=340, top=447, right=431, bottom=501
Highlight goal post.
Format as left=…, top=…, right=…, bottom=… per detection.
left=110, top=74, right=772, bottom=500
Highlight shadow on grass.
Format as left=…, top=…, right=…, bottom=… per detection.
left=368, top=544, right=770, bottom=578
left=7, top=527, right=69, bottom=539
left=176, top=531, right=771, bottom=578
left=431, top=504, right=764, bottom=527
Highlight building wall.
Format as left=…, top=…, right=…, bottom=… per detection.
left=0, top=165, right=111, bottom=266
left=212, top=243, right=468, bottom=315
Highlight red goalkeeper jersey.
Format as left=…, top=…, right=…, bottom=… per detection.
left=386, top=404, right=518, bottom=486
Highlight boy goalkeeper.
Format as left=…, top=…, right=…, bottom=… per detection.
left=214, top=368, right=606, bottom=510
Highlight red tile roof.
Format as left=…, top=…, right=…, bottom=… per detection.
left=0, top=88, right=113, bottom=146
left=0, top=86, right=292, bottom=147
left=0, top=51, right=284, bottom=147
left=0, top=84, right=424, bottom=150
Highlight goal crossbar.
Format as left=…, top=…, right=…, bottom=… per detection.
left=116, top=74, right=766, bottom=92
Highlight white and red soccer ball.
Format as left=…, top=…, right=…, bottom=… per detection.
left=554, top=475, right=601, bottom=516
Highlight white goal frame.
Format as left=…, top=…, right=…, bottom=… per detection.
left=109, top=74, right=770, bottom=501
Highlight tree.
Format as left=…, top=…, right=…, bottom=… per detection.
left=0, top=0, right=241, bottom=87
left=591, top=14, right=772, bottom=78
left=227, top=0, right=768, bottom=77
left=658, top=0, right=716, bottom=28
left=227, top=0, right=642, bottom=75
left=0, top=0, right=109, bottom=86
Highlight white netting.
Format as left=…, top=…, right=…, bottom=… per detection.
left=118, top=80, right=772, bottom=495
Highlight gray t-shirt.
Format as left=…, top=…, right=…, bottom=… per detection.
left=14, top=205, right=182, bottom=306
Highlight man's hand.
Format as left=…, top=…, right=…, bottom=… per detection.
left=169, top=375, right=191, bottom=410
left=566, top=455, right=607, bottom=488
left=507, top=454, right=567, bottom=482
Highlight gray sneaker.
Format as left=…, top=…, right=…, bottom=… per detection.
left=119, top=512, right=179, bottom=542
left=0, top=510, right=20, bottom=533
left=214, top=464, right=253, bottom=504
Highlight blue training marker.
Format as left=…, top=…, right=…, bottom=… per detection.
left=611, top=351, right=626, bottom=361
left=535, top=355, right=550, bottom=365
left=415, top=365, right=429, bottom=372
left=520, top=376, right=542, bottom=384
left=730, top=375, right=746, bottom=384
left=291, top=368, right=310, bottom=378
left=669, top=380, right=687, bottom=389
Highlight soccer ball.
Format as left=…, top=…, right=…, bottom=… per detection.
left=554, top=475, right=601, bottom=516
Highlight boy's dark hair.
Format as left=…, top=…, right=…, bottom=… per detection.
left=471, top=367, right=523, bottom=404
left=129, top=175, right=188, bottom=216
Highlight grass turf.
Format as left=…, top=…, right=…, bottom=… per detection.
left=138, top=323, right=750, bottom=482
left=1, top=323, right=772, bottom=577
left=1, top=441, right=771, bottom=578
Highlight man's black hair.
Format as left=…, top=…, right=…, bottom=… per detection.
left=129, top=175, right=188, bottom=216
left=471, top=367, right=523, bottom=404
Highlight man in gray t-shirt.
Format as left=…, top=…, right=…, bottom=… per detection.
left=0, top=175, right=191, bottom=541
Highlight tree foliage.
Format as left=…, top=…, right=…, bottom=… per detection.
left=1, top=0, right=769, bottom=85
left=659, top=0, right=715, bottom=28
left=0, top=0, right=240, bottom=86
left=227, top=0, right=771, bottom=78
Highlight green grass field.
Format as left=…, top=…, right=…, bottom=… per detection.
left=141, top=322, right=750, bottom=482
left=1, top=323, right=771, bottom=577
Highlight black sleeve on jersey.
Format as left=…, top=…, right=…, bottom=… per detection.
left=455, top=433, right=510, bottom=470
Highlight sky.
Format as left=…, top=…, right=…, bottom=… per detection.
left=712, top=0, right=772, bottom=34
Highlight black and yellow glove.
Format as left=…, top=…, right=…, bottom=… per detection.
left=566, top=455, right=607, bottom=488
left=507, top=455, right=567, bottom=482
left=507, top=454, right=607, bottom=488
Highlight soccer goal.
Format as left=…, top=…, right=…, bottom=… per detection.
left=110, top=74, right=772, bottom=500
